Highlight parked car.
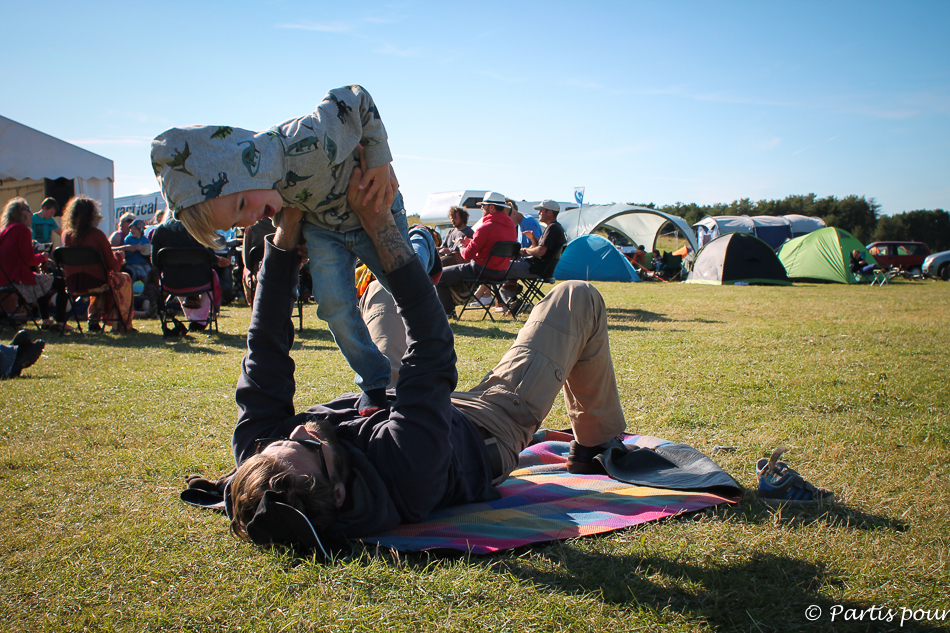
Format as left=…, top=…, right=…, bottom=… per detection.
left=922, top=249, right=950, bottom=280
left=865, top=241, right=931, bottom=274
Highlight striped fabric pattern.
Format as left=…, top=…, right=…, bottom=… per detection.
left=360, top=431, right=738, bottom=554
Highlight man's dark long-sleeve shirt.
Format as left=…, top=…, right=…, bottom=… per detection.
left=232, top=237, right=498, bottom=537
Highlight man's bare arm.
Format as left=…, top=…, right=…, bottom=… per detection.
left=348, top=148, right=412, bottom=273
left=273, top=207, right=303, bottom=251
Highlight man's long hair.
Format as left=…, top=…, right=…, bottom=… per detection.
left=228, top=420, right=350, bottom=542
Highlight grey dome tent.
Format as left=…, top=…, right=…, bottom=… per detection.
left=694, top=215, right=826, bottom=249
left=686, top=233, right=791, bottom=285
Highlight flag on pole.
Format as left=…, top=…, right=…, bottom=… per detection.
left=574, top=187, right=585, bottom=207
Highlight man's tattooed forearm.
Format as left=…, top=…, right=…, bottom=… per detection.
left=373, top=222, right=413, bottom=272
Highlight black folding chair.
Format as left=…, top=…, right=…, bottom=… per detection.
left=509, top=244, right=566, bottom=318
left=660, top=252, right=684, bottom=281
left=153, top=247, right=220, bottom=335
left=245, top=244, right=304, bottom=331
left=0, top=260, right=44, bottom=335
left=455, top=241, right=522, bottom=322
left=53, top=247, right=124, bottom=335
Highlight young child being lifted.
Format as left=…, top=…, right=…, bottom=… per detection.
left=151, top=85, right=405, bottom=415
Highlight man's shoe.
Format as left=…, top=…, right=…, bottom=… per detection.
left=507, top=298, right=524, bottom=315
left=756, top=447, right=834, bottom=504
left=87, top=321, right=103, bottom=332
left=11, top=339, right=45, bottom=377
left=357, top=388, right=389, bottom=416
left=11, top=330, right=31, bottom=347
left=566, top=437, right=627, bottom=474
left=188, top=320, right=207, bottom=332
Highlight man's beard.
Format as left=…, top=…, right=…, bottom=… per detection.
left=304, top=419, right=350, bottom=485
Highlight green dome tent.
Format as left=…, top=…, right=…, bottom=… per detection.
left=686, top=233, right=791, bottom=285
left=777, top=227, right=876, bottom=284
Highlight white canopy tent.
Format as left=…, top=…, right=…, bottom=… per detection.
left=0, top=115, right=114, bottom=226
left=557, top=204, right=698, bottom=252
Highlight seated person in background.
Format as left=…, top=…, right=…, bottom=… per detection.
left=500, top=200, right=567, bottom=307
left=493, top=198, right=546, bottom=314
left=144, top=210, right=166, bottom=241
left=150, top=218, right=224, bottom=330
left=0, top=197, right=71, bottom=331
left=630, top=244, right=647, bottom=268
left=651, top=249, right=664, bottom=274
left=214, top=229, right=239, bottom=306
left=242, top=216, right=277, bottom=307
left=31, top=198, right=62, bottom=246
left=850, top=249, right=875, bottom=276
left=506, top=198, right=543, bottom=249
left=439, top=206, right=474, bottom=267
left=435, top=192, right=516, bottom=316
left=61, top=196, right=135, bottom=333
left=109, top=212, right=135, bottom=248
left=212, top=170, right=627, bottom=551
left=133, top=268, right=161, bottom=319
left=121, top=219, right=153, bottom=283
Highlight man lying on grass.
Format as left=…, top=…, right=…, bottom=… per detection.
left=207, top=166, right=630, bottom=555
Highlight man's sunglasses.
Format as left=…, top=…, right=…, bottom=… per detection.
left=255, top=437, right=331, bottom=480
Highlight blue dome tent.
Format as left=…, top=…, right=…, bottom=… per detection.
left=553, top=235, right=640, bottom=282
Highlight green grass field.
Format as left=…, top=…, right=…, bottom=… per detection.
left=2, top=278, right=949, bottom=632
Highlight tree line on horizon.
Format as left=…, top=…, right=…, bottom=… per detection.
left=631, top=194, right=950, bottom=252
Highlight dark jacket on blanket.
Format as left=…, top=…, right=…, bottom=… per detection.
left=232, top=237, right=498, bottom=538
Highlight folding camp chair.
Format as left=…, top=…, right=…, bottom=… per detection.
left=867, top=267, right=899, bottom=287
left=0, top=260, right=44, bottom=335
left=455, top=241, right=522, bottom=322
left=509, top=244, right=566, bottom=318
left=244, top=244, right=304, bottom=331
left=153, top=247, right=221, bottom=335
left=53, top=246, right=124, bottom=335
left=660, top=252, right=683, bottom=281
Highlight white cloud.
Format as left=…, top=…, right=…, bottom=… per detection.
left=393, top=153, right=515, bottom=167
left=564, top=78, right=605, bottom=90
left=752, top=137, right=782, bottom=151
left=374, top=43, right=420, bottom=57
left=275, top=21, right=352, bottom=33
left=477, top=70, right=525, bottom=84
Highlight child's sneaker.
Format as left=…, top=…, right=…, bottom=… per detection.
left=756, top=447, right=834, bottom=504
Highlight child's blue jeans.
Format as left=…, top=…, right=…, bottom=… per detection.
left=302, top=208, right=409, bottom=392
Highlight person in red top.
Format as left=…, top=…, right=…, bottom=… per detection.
left=0, top=197, right=70, bottom=330
left=435, top=191, right=516, bottom=315
left=61, top=196, right=135, bottom=333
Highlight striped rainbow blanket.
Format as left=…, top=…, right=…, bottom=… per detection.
left=360, top=431, right=741, bottom=554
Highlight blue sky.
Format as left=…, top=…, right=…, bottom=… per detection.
left=4, top=0, right=948, bottom=217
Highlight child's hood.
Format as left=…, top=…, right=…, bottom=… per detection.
left=151, top=125, right=285, bottom=216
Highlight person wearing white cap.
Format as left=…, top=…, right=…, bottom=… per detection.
left=435, top=192, right=516, bottom=315
left=502, top=200, right=567, bottom=300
